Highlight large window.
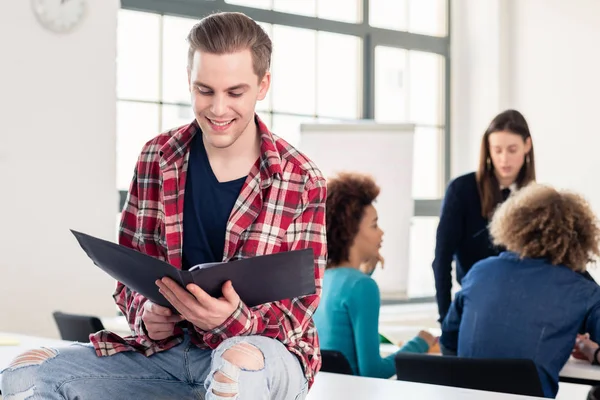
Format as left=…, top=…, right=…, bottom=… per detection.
left=117, top=0, right=449, bottom=299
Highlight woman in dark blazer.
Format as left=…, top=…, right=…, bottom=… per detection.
left=432, top=109, right=535, bottom=322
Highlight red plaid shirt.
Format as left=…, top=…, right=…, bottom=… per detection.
left=90, top=116, right=327, bottom=387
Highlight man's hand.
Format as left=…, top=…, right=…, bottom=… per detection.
left=141, top=301, right=184, bottom=340
left=573, top=334, right=599, bottom=363
left=156, top=278, right=241, bottom=331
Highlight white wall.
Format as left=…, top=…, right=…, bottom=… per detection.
left=508, top=0, right=600, bottom=210
left=451, top=0, right=513, bottom=176
left=0, top=0, right=120, bottom=337
left=452, top=0, right=600, bottom=212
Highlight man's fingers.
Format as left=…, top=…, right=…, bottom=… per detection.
left=146, top=299, right=173, bottom=317
left=148, top=329, right=174, bottom=341
left=143, top=313, right=183, bottom=323
left=145, top=322, right=177, bottom=340
left=146, top=322, right=176, bottom=331
left=187, top=284, right=214, bottom=305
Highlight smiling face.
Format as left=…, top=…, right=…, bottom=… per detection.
left=488, top=130, right=532, bottom=184
left=187, top=49, right=270, bottom=151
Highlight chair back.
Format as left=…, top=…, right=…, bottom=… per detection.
left=321, top=350, right=354, bottom=375
left=394, top=353, right=544, bottom=397
left=52, top=311, right=105, bottom=342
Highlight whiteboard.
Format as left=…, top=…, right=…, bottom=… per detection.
left=299, top=122, right=415, bottom=295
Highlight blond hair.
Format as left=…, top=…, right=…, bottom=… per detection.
left=186, top=12, right=272, bottom=79
left=490, top=184, right=600, bottom=272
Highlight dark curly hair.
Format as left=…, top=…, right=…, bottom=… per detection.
left=326, top=172, right=380, bottom=268
left=490, top=183, right=600, bottom=272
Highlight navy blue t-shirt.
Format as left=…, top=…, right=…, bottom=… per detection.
left=182, top=134, right=246, bottom=270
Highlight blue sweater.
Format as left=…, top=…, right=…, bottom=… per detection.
left=314, top=267, right=429, bottom=378
left=440, top=252, right=600, bottom=398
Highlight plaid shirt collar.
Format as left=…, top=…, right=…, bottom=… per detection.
left=158, top=114, right=283, bottom=188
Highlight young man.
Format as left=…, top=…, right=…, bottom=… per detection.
left=1, top=12, right=327, bottom=400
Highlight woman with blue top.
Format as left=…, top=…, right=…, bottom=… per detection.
left=313, top=172, right=435, bottom=379
left=432, top=109, right=536, bottom=322
left=440, top=183, right=600, bottom=398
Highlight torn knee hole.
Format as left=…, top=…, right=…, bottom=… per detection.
left=214, top=371, right=236, bottom=384
left=8, top=348, right=58, bottom=370
left=212, top=371, right=239, bottom=398
left=222, top=343, right=264, bottom=371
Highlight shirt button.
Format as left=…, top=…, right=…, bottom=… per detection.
left=210, top=337, right=219, bottom=344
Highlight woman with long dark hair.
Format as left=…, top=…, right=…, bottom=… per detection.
left=432, top=109, right=535, bottom=323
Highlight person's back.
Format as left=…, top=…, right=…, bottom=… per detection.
left=449, top=253, right=600, bottom=397
left=441, top=183, right=600, bottom=398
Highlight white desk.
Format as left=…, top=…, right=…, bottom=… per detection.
left=0, top=333, right=543, bottom=399
left=99, top=316, right=600, bottom=386
left=307, top=372, right=545, bottom=399
left=559, top=356, right=600, bottom=386
left=0, top=333, right=590, bottom=400
left=101, top=316, right=131, bottom=337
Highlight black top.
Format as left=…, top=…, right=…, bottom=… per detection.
left=432, top=172, right=504, bottom=322
left=182, top=134, right=246, bottom=270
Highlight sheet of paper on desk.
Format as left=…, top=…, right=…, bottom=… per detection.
left=0, top=337, right=20, bottom=346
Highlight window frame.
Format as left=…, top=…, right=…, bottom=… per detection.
left=118, top=0, right=450, bottom=215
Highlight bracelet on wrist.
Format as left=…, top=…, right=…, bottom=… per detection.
left=592, top=347, right=600, bottom=365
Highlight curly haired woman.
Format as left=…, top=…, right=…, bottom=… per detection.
left=440, top=183, right=600, bottom=398
left=313, top=172, right=435, bottom=379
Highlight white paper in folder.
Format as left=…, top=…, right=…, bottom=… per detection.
left=299, top=122, right=415, bottom=295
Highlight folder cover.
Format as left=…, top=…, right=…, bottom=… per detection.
left=71, top=230, right=316, bottom=309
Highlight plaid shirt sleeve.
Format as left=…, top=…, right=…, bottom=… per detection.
left=200, top=177, right=327, bottom=364
left=112, top=165, right=153, bottom=342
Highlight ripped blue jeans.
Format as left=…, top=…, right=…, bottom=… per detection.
left=0, top=335, right=308, bottom=400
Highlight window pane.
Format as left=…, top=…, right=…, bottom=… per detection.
left=369, top=0, right=408, bottom=31
left=272, top=114, right=316, bottom=147
left=409, top=0, right=447, bottom=37
left=162, top=16, right=198, bottom=104
left=374, top=46, right=407, bottom=122
left=117, top=10, right=160, bottom=101
left=407, top=216, right=438, bottom=298
left=116, top=101, right=160, bottom=190
left=257, top=111, right=272, bottom=129
left=412, top=126, right=443, bottom=199
left=318, top=0, right=362, bottom=23
left=408, top=51, right=444, bottom=126
left=317, top=32, right=361, bottom=119
left=161, top=104, right=195, bottom=132
left=257, top=90, right=272, bottom=112
left=225, top=0, right=272, bottom=9
left=273, top=0, right=315, bottom=16
left=271, top=26, right=316, bottom=115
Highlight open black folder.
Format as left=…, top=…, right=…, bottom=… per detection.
left=71, top=230, right=316, bottom=309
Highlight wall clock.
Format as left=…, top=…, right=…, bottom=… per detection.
left=32, top=0, right=87, bottom=33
